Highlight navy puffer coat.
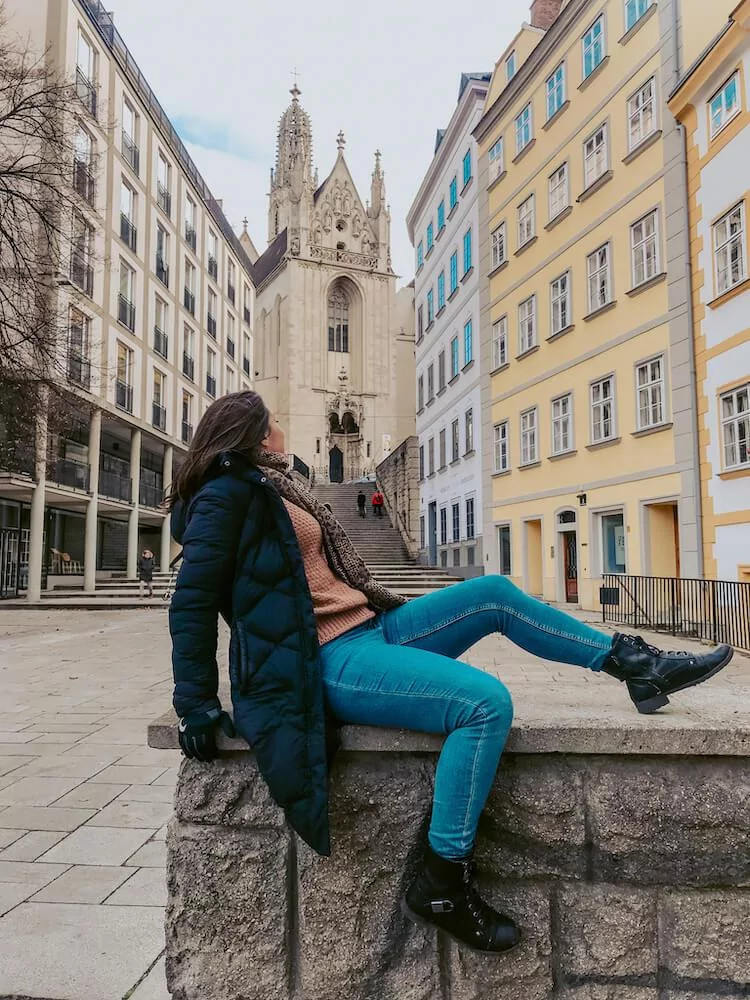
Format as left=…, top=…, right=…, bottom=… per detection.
left=169, top=452, right=334, bottom=856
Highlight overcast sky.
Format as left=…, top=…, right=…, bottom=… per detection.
left=111, top=0, right=530, bottom=282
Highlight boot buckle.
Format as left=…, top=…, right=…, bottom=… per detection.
left=430, top=898, right=455, bottom=914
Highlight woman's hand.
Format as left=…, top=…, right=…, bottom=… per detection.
left=177, top=708, right=236, bottom=761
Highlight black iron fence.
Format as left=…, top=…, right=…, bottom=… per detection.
left=601, top=574, right=750, bottom=651
left=287, top=454, right=310, bottom=480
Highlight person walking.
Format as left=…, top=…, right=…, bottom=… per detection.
left=138, top=548, right=154, bottom=598
left=371, top=488, right=384, bottom=517
left=167, top=391, right=733, bottom=957
left=357, top=490, right=367, bottom=518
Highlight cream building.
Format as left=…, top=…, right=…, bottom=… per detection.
left=0, top=0, right=254, bottom=599
left=669, top=0, right=750, bottom=584
left=250, top=88, right=415, bottom=483
left=475, top=0, right=704, bottom=609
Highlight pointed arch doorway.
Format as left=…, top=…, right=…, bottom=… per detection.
left=329, top=446, right=344, bottom=483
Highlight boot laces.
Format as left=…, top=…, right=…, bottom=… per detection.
left=623, top=634, right=690, bottom=658
left=462, top=863, right=491, bottom=933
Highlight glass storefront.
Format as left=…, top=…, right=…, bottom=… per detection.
left=601, top=511, right=627, bottom=574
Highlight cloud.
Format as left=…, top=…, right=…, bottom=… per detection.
left=172, top=114, right=269, bottom=163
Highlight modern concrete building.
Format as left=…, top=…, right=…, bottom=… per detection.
left=407, top=73, right=490, bottom=577
left=0, top=0, right=255, bottom=599
left=475, top=0, right=704, bottom=610
left=669, top=0, right=750, bottom=584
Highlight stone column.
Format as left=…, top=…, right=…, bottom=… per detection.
left=126, top=427, right=142, bottom=579
left=26, top=398, right=49, bottom=601
left=160, top=444, right=174, bottom=571
left=83, top=409, right=102, bottom=592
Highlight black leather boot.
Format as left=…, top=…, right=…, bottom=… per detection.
left=402, top=846, right=520, bottom=955
left=603, top=633, right=733, bottom=714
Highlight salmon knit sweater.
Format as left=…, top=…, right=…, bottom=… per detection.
left=283, top=500, right=375, bottom=645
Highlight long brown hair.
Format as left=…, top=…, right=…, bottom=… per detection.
left=165, top=390, right=270, bottom=508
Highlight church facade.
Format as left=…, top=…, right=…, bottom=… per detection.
left=244, top=87, right=415, bottom=483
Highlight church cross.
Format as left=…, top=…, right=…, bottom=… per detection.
left=337, top=130, right=346, bottom=151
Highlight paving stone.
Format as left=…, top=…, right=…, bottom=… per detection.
left=0, top=805, right=96, bottom=831
left=32, top=864, right=136, bottom=903
left=30, top=732, right=86, bottom=744
left=85, top=798, right=174, bottom=829
left=0, top=830, right=66, bottom=861
left=115, top=748, right=181, bottom=768
left=151, top=767, right=180, bottom=786
left=0, top=902, right=165, bottom=1000
left=0, top=776, right=85, bottom=807
left=0, top=756, right=35, bottom=777
left=0, top=882, right=33, bottom=917
left=106, top=867, right=167, bottom=906
left=61, top=742, right=129, bottom=758
left=153, top=823, right=168, bottom=841
left=0, top=859, right=70, bottom=889
left=0, top=733, right=38, bottom=744
left=117, top=783, right=175, bottom=804
left=0, top=829, right=25, bottom=849
left=89, top=764, right=169, bottom=784
left=14, top=754, right=117, bottom=779
left=53, top=782, right=129, bottom=810
left=126, top=840, right=167, bottom=867
left=39, top=826, right=156, bottom=866
left=130, top=955, right=170, bottom=999
left=79, top=725, right=149, bottom=745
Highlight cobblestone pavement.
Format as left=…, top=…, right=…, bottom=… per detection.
left=0, top=607, right=747, bottom=999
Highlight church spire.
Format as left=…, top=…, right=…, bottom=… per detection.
left=268, top=84, right=315, bottom=243
left=369, top=149, right=386, bottom=218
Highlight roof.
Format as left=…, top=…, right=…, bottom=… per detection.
left=458, top=72, right=492, bottom=100
left=253, top=229, right=288, bottom=287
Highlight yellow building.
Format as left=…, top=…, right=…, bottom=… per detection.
left=669, top=1, right=750, bottom=585
left=475, top=0, right=704, bottom=610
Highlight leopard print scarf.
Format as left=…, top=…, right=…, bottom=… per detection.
left=251, top=449, right=406, bottom=613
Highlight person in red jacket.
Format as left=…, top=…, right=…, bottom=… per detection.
left=371, top=489, right=384, bottom=517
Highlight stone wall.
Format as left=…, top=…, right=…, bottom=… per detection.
left=162, top=739, right=750, bottom=1000
left=376, top=435, right=420, bottom=559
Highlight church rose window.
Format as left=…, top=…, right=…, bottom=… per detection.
left=328, top=285, right=349, bottom=353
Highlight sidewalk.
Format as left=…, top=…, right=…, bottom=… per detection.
left=0, top=607, right=747, bottom=999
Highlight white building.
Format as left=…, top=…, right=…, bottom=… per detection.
left=406, top=73, right=490, bottom=576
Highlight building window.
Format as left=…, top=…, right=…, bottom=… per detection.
left=518, top=295, right=537, bottom=353
left=416, top=241, right=423, bottom=271
left=583, top=123, right=608, bottom=188
left=494, top=420, right=509, bottom=472
left=548, top=163, right=569, bottom=220
left=417, top=374, right=424, bottom=411
left=420, top=515, right=426, bottom=549
left=437, top=271, right=446, bottom=311
left=552, top=393, right=573, bottom=455
left=721, top=383, right=750, bottom=469
left=546, top=63, right=565, bottom=120
left=450, top=251, right=459, bottom=294
left=427, top=222, right=434, bottom=253
left=518, top=194, right=535, bottom=247
left=439, top=428, right=447, bottom=468
left=115, top=342, right=134, bottom=412
left=417, top=304, right=424, bottom=341
left=67, top=307, right=91, bottom=388
left=463, top=319, right=473, bottom=365
left=709, top=71, right=740, bottom=138
left=601, top=511, right=627, bottom=574
left=465, top=408, right=474, bottom=453
left=624, top=0, right=651, bottom=32
left=154, top=296, right=168, bottom=358
left=118, top=259, right=136, bottom=332
left=449, top=176, right=458, bottom=211
left=121, top=98, right=139, bottom=175
left=506, top=51, right=516, bottom=81
left=628, top=77, right=656, bottom=150
left=451, top=418, right=460, bottom=462
left=582, top=15, right=605, bottom=80
left=156, top=224, right=170, bottom=286
left=452, top=503, right=461, bottom=542
left=450, top=336, right=459, bottom=378
left=438, top=350, right=446, bottom=391
left=428, top=438, right=435, bottom=475
left=497, top=525, right=512, bottom=574
left=636, top=356, right=665, bottom=429
left=713, top=202, right=746, bottom=295
left=207, top=288, right=218, bottom=338
left=489, top=138, right=504, bottom=182
left=243, top=332, right=251, bottom=377
left=70, top=211, right=94, bottom=296
left=427, top=288, right=435, bottom=326
left=207, top=230, right=219, bottom=280
left=427, top=363, right=435, bottom=401
left=491, top=223, right=507, bottom=270
left=120, top=181, right=137, bottom=251
left=466, top=498, right=475, bottom=539
left=152, top=369, right=166, bottom=430
left=515, top=103, right=532, bottom=155
left=440, top=508, right=448, bottom=546
left=587, top=243, right=612, bottom=312
left=631, top=210, right=659, bottom=287
left=520, top=407, right=538, bottom=465
left=184, top=259, right=196, bottom=315
left=462, top=149, right=472, bottom=187
left=463, top=228, right=472, bottom=274
left=550, top=271, right=571, bottom=335
left=492, top=316, right=508, bottom=370
left=437, top=200, right=445, bottom=231
left=327, top=285, right=349, bottom=352
left=419, top=445, right=425, bottom=480
left=591, top=375, right=616, bottom=442
left=157, top=152, right=172, bottom=217
left=75, top=29, right=97, bottom=116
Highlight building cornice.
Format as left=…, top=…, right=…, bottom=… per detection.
left=667, top=16, right=738, bottom=114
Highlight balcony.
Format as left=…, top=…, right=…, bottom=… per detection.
left=75, top=67, right=97, bottom=118
left=243, top=306, right=251, bottom=325
left=48, top=457, right=90, bottom=492
left=99, top=469, right=132, bottom=503
left=70, top=253, right=94, bottom=297
left=115, top=379, right=133, bottom=413
left=207, top=313, right=217, bottom=338
left=243, top=357, right=250, bottom=377
left=157, top=183, right=172, bottom=218
left=120, top=213, right=137, bottom=252
left=156, top=256, right=169, bottom=287
left=182, top=353, right=195, bottom=381
left=139, top=482, right=164, bottom=508
left=226, top=338, right=235, bottom=360
left=153, top=326, right=168, bottom=359
left=181, top=420, right=193, bottom=445
left=72, top=158, right=95, bottom=206
left=184, top=288, right=195, bottom=315
left=206, top=374, right=216, bottom=398
left=152, top=402, right=167, bottom=432
left=228, top=283, right=236, bottom=305
left=185, top=225, right=197, bottom=253
left=208, top=255, right=218, bottom=281
left=122, top=130, right=140, bottom=175
left=67, top=350, right=91, bottom=389
left=118, top=294, right=136, bottom=332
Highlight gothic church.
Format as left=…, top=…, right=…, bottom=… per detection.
left=242, top=87, right=415, bottom=482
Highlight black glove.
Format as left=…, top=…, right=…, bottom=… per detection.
left=177, top=708, right=236, bottom=762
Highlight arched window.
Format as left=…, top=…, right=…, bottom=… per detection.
left=327, top=285, right=349, bottom=353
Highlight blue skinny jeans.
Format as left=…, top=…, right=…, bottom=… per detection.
left=320, top=575, right=613, bottom=860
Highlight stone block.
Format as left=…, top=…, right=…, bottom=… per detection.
left=660, top=890, right=750, bottom=985
left=173, top=756, right=286, bottom=831
left=166, top=820, right=289, bottom=1000
left=557, top=884, right=657, bottom=978
left=296, top=754, right=440, bottom=1000
left=558, top=989, right=657, bottom=1000
left=449, top=883, right=552, bottom=999
left=477, top=756, right=587, bottom=879
left=586, top=759, right=750, bottom=885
